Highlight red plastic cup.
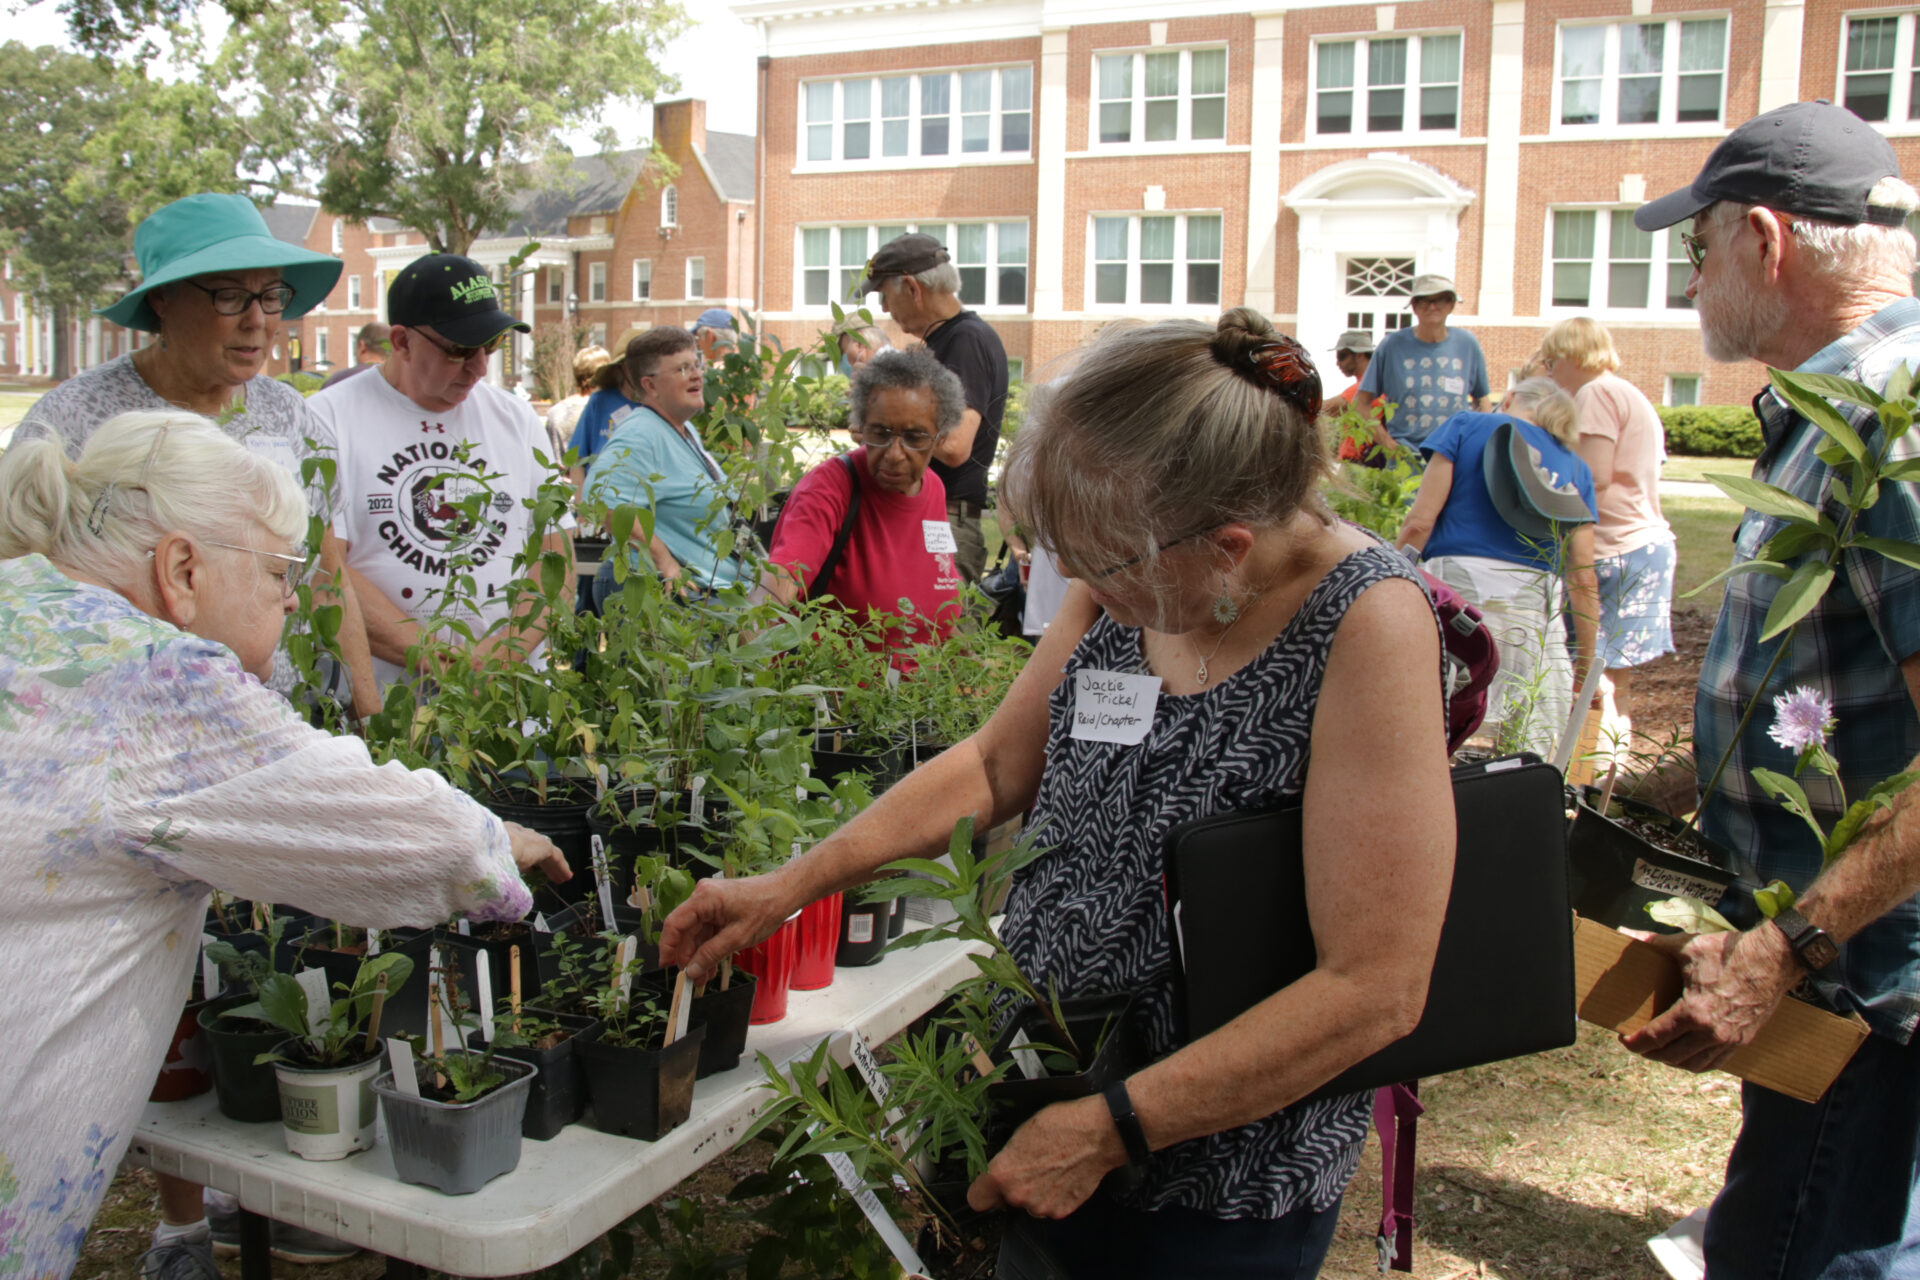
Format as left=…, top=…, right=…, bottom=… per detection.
left=737, top=913, right=801, bottom=1024
left=791, top=892, right=843, bottom=992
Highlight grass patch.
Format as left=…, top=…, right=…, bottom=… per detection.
left=1668, top=494, right=1745, bottom=618
left=0, top=390, right=44, bottom=434
left=1661, top=454, right=1752, bottom=486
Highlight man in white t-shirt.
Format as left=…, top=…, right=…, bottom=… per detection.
left=309, top=253, right=571, bottom=689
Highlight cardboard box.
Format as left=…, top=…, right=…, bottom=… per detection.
left=1573, top=916, right=1870, bottom=1103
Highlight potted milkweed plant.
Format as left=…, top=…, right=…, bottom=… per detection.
left=574, top=938, right=705, bottom=1141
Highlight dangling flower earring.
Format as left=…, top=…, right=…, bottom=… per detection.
left=1213, top=592, right=1239, bottom=625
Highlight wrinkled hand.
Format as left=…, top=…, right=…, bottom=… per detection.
left=967, top=1094, right=1126, bottom=1220
left=505, top=821, right=571, bottom=885
left=1621, top=925, right=1800, bottom=1072
left=658, top=871, right=797, bottom=983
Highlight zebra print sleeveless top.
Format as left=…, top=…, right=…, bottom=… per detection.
left=1002, top=543, right=1423, bottom=1219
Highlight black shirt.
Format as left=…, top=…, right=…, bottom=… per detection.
left=922, top=309, right=1008, bottom=507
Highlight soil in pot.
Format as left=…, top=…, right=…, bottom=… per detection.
left=791, top=893, right=842, bottom=991
left=473, top=1011, right=601, bottom=1141
left=1568, top=787, right=1743, bottom=933
left=577, top=1023, right=706, bottom=1141
left=198, top=994, right=285, bottom=1123
left=272, top=1045, right=382, bottom=1160
left=688, top=971, right=757, bottom=1078
left=373, top=1058, right=537, bottom=1194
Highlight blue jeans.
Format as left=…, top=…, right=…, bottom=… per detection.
left=1706, top=1028, right=1920, bottom=1279
left=994, top=1190, right=1342, bottom=1280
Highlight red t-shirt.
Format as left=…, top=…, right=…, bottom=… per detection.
left=770, top=450, right=962, bottom=652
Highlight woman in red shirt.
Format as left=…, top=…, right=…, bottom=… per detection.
left=765, top=347, right=966, bottom=654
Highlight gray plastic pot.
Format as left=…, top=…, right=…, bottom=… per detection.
left=372, top=1058, right=536, bottom=1194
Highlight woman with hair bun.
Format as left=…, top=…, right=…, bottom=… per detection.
left=0, top=413, right=570, bottom=1280
left=661, top=309, right=1455, bottom=1277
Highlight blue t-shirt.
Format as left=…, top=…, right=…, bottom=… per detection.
left=1359, top=327, right=1491, bottom=446
left=1421, top=413, right=1596, bottom=572
left=567, top=388, right=642, bottom=468
left=585, top=406, right=742, bottom=589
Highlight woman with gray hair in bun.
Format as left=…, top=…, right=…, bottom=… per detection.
left=665, top=308, right=1455, bottom=1277
left=0, top=413, right=569, bottom=1280
left=763, top=346, right=966, bottom=656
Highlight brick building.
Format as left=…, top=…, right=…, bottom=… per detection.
left=736, top=0, right=1920, bottom=408
left=4, top=98, right=754, bottom=394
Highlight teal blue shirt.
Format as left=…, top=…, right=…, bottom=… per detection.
left=584, top=405, right=742, bottom=589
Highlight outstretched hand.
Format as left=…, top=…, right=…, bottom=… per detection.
left=1621, top=924, right=1801, bottom=1072
left=658, top=871, right=799, bottom=983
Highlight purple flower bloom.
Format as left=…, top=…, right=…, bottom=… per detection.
left=1768, top=686, right=1835, bottom=753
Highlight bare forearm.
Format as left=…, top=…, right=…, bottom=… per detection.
left=933, top=408, right=982, bottom=468
left=316, top=533, right=379, bottom=718
left=1798, top=756, right=1920, bottom=943
left=1568, top=567, right=1600, bottom=680
left=346, top=563, right=424, bottom=669
left=650, top=535, right=682, bottom=580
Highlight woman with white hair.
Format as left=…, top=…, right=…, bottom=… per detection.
left=0, top=414, right=569, bottom=1280
left=1397, top=378, right=1602, bottom=754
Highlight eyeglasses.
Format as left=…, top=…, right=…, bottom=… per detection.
left=1072, top=526, right=1221, bottom=581
left=1680, top=229, right=1709, bottom=270
left=645, top=360, right=705, bottom=381
left=859, top=425, right=936, bottom=453
left=183, top=281, right=297, bottom=316
left=145, top=539, right=310, bottom=598
left=408, top=327, right=510, bottom=364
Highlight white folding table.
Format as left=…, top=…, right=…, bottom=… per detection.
left=127, top=935, right=981, bottom=1278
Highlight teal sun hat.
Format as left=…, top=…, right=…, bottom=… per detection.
left=96, top=194, right=344, bottom=333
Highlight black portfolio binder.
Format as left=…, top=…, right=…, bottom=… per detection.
left=1163, top=754, right=1576, bottom=1104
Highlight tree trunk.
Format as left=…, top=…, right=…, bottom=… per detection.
left=51, top=300, right=71, bottom=382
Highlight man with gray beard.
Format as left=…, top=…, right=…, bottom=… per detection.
left=1626, top=101, right=1920, bottom=1279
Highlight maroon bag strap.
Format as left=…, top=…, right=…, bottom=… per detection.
left=1373, top=1081, right=1425, bottom=1273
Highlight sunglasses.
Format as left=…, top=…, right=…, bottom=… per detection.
left=409, top=327, right=511, bottom=363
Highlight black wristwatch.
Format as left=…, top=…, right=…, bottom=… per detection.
left=1770, top=906, right=1840, bottom=973
left=1101, top=1081, right=1151, bottom=1167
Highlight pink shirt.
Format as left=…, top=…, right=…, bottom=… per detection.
left=770, top=449, right=962, bottom=654
left=1576, top=372, right=1671, bottom=558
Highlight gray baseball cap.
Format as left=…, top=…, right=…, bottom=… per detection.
left=1333, top=330, right=1376, bottom=354
left=1408, top=274, right=1458, bottom=303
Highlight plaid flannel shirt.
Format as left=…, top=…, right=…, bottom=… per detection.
left=1695, top=296, right=1920, bottom=1043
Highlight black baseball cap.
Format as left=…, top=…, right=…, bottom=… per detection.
left=853, top=233, right=950, bottom=295
left=1635, top=100, right=1906, bottom=231
left=387, top=253, right=531, bottom=345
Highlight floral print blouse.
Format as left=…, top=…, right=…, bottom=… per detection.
left=0, top=555, right=531, bottom=1280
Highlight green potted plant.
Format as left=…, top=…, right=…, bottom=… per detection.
left=574, top=942, right=705, bottom=1140
left=198, top=912, right=302, bottom=1123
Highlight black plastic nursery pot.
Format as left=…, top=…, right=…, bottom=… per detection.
left=197, top=994, right=286, bottom=1123
left=481, top=785, right=597, bottom=909
left=887, top=895, right=906, bottom=940
left=439, top=902, right=587, bottom=1007
left=577, top=1023, right=707, bottom=1140
left=984, top=992, right=1148, bottom=1148
left=373, top=1057, right=537, bottom=1194
left=1567, top=787, right=1744, bottom=933
left=689, top=971, right=758, bottom=1078
left=287, top=927, right=436, bottom=1041
left=836, top=891, right=891, bottom=967
left=811, top=727, right=905, bottom=788
left=474, top=1011, right=602, bottom=1141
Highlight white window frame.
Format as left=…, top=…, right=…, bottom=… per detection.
left=632, top=258, right=652, bottom=302
left=662, top=185, right=678, bottom=228
left=330, top=221, right=344, bottom=254
left=316, top=328, right=330, bottom=366
left=1307, top=31, right=1464, bottom=143
left=1666, top=374, right=1702, bottom=406
left=1838, top=11, right=1920, bottom=132
left=546, top=268, right=563, bottom=305
left=1088, top=45, right=1230, bottom=151
left=1, top=335, right=10, bottom=367
left=794, top=221, right=1030, bottom=314
left=1550, top=15, right=1731, bottom=135
left=1542, top=205, right=1699, bottom=317
left=1083, top=211, right=1226, bottom=312
left=687, top=256, right=706, bottom=300
left=797, top=66, right=1035, bottom=170
left=346, top=275, right=362, bottom=310
left=588, top=261, right=607, bottom=303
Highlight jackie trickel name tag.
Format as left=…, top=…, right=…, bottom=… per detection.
left=1070, top=669, right=1161, bottom=746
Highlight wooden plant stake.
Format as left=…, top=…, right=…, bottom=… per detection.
left=665, top=970, right=691, bottom=1047
left=720, top=954, right=733, bottom=992
left=361, top=973, right=391, bottom=1056
left=428, top=975, right=446, bottom=1090
left=509, top=945, right=523, bottom=1036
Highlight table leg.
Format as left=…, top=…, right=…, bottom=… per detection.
left=383, top=1257, right=418, bottom=1280
left=238, top=1209, right=271, bottom=1280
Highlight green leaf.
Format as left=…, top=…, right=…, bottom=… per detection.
left=1776, top=368, right=1885, bottom=411
left=1753, top=879, right=1798, bottom=918
left=1769, top=369, right=1875, bottom=467
left=1761, top=523, right=1837, bottom=563
left=1879, top=458, right=1920, bottom=484
left=1682, top=558, right=1791, bottom=598
left=254, top=972, right=310, bottom=1043
left=1645, top=895, right=1737, bottom=933
left=1886, top=362, right=1915, bottom=403
left=1759, top=560, right=1835, bottom=641
left=1707, top=474, right=1823, bottom=524
left=1851, top=535, right=1920, bottom=572
left=1824, top=768, right=1920, bottom=860
left=1752, top=766, right=1830, bottom=852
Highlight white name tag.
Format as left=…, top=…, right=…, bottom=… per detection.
left=922, top=521, right=958, bottom=554
left=1439, top=375, right=1466, bottom=396
left=1069, top=669, right=1161, bottom=746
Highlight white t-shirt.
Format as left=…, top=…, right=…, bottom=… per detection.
left=309, top=370, right=547, bottom=687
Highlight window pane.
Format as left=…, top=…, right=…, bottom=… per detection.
left=845, top=121, right=870, bottom=159
left=1619, top=76, right=1661, bottom=124
left=806, top=82, right=834, bottom=123
left=1621, top=23, right=1664, bottom=75
left=877, top=224, right=909, bottom=246
left=961, top=69, right=992, bottom=113
left=1192, top=96, right=1226, bottom=139
left=1669, top=376, right=1700, bottom=407
left=1848, top=16, right=1899, bottom=72
left=1002, top=66, right=1032, bottom=111
left=956, top=224, right=987, bottom=263
left=1847, top=72, right=1893, bottom=123
left=1552, top=262, right=1591, bottom=308
left=999, top=266, right=1028, bottom=307
left=1141, top=263, right=1173, bottom=304
left=922, top=75, right=950, bottom=114
left=843, top=80, right=871, bottom=118
left=1667, top=261, right=1694, bottom=310
left=1562, top=26, right=1605, bottom=78
left=1191, top=49, right=1227, bottom=94
left=1554, top=211, right=1596, bottom=259
left=1144, top=51, right=1179, bottom=97
left=883, top=120, right=908, bottom=155
left=1318, top=90, right=1354, bottom=134
left=1680, top=19, right=1726, bottom=70
left=998, top=222, right=1028, bottom=264
left=962, top=115, right=990, bottom=151
left=1003, top=112, right=1031, bottom=151
left=1187, top=215, right=1223, bottom=260
left=1100, top=101, right=1131, bottom=144
left=1140, top=216, right=1175, bottom=260
left=1420, top=85, right=1458, bottom=130
left=1369, top=38, right=1408, bottom=86
left=1319, top=41, right=1355, bottom=89
left=840, top=227, right=868, bottom=266
left=1368, top=87, right=1405, bottom=131
left=1188, top=263, right=1221, bottom=306
left=1611, top=211, right=1652, bottom=260
left=1094, top=217, right=1129, bottom=261
left=1912, top=68, right=1920, bottom=122
left=1609, top=262, right=1650, bottom=308
left=804, top=269, right=828, bottom=306
left=1677, top=74, right=1721, bottom=122
left=1562, top=79, right=1600, bottom=125
left=882, top=76, right=911, bottom=116
left=958, top=267, right=986, bottom=306
left=808, top=124, right=832, bottom=162
left=1096, top=264, right=1128, bottom=304
left=923, top=118, right=949, bottom=154
left=1421, top=33, right=1461, bottom=82
left=1099, top=54, right=1132, bottom=101
left=802, top=228, right=830, bottom=266
left=1145, top=99, right=1178, bottom=141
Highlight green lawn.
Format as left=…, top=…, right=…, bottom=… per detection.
left=0, top=389, right=43, bottom=444
left=1667, top=493, right=1744, bottom=617
left=1662, top=453, right=1754, bottom=486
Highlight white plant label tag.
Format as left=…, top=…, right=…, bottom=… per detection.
left=1070, top=669, right=1162, bottom=746
left=295, top=967, right=331, bottom=1038
left=591, top=834, right=617, bottom=926
left=885, top=664, right=901, bottom=690
left=1630, top=858, right=1726, bottom=902
left=366, top=931, right=381, bottom=957
left=533, top=912, right=551, bottom=933
left=456, top=918, right=471, bottom=936
left=475, top=950, right=495, bottom=1043
left=814, top=694, right=831, bottom=726
left=385, top=1038, right=421, bottom=1098
left=690, top=774, right=707, bottom=824
left=595, top=762, right=609, bottom=800
left=200, top=933, right=219, bottom=1001
left=1009, top=1029, right=1048, bottom=1080
left=823, top=1147, right=926, bottom=1274
left=922, top=520, right=958, bottom=555
left=614, top=935, right=638, bottom=1008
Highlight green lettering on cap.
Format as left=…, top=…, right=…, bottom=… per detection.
left=449, top=275, right=498, bottom=305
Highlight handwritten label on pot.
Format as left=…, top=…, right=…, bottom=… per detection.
left=1631, top=858, right=1727, bottom=902
left=1070, top=669, right=1161, bottom=746
left=823, top=1148, right=925, bottom=1274
left=295, top=968, right=332, bottom=1038
left=922, top=521, right=957, bottom=555
left=592, top=834, right=617, bottom=926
